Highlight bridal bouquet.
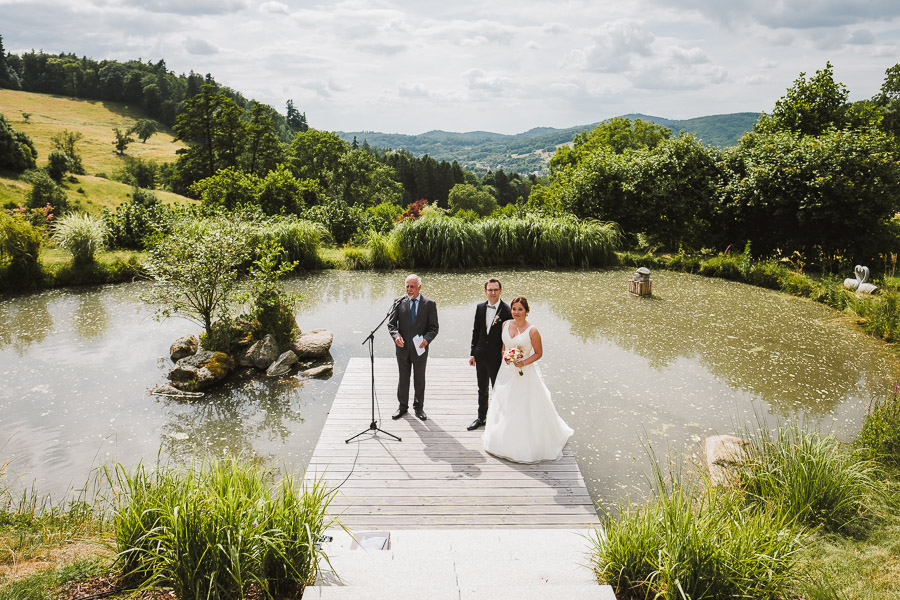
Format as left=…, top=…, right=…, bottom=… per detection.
left=504, top=347, right=524, bottom=375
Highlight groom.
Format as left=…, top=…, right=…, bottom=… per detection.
left=467, top=277, right=511, bottom=430
left=388, top=273, right=439, bottom=421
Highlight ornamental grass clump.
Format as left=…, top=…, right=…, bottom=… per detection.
left=591, top=463, right=802, bottom=600
left=738, top=425, right=881, bottom=531
left=52, top=212, right=107, bottom=265
left=108, top=458, right=335, bottom=600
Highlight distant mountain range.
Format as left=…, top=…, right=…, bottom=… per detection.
left=338, top=112, right=760, bottom=174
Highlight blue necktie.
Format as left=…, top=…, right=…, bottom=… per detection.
left=410, top=298, right=417, bottom=324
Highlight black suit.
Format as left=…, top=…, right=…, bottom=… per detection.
left=470, top=299, right=511, bottom=421
left=387, top=294, right=439, bottom=411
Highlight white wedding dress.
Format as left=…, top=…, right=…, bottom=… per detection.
left=483, top=322, right=574, bottom=463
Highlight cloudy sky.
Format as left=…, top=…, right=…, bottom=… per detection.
left=3, top=0, right=899, bottom=134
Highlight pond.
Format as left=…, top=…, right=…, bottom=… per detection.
left=1, top=269, right=898, bottom=510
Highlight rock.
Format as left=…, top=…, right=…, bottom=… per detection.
left=169, top=335, right=198, bottom=361
left=703, top=434, right=749, bottom=486
left=168, top=350, right=234, bottom=392
left=299, top=364, right=333, bottom=378
left=247, top=334, right=281, bottom=370
left=292, top=329, right=333, bottom=358
left=149, top=383, right=185, bottom=396
left=267, top=350, right=299, bottom=377
left=236, top=346, right=255, bottom=367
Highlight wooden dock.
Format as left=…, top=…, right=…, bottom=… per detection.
left=305, top=357, right=601, bottom=529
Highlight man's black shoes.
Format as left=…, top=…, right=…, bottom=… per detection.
left=392, top=408, right=408, bottom=420
left=467, top=418, right=485, bottom=431
left=414, top=408, right=427, bottom=421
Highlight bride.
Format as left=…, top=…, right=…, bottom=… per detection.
left=483, top=296, right=573, bottom=463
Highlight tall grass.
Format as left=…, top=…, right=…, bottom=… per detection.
left=0, top=466, right=101, bottom=567
left=107, top=458, right=335, bottom=599
left=248, top=217, right=325, bottom=270
left=737, top=425, right=882, bottom=531
left=51, top=212, right=107, bottom=265
left=591, top=461, right=802, bottom=600
left=389, top=215, right=621, bottom=269
left=858, top=386, right=900, bottom=466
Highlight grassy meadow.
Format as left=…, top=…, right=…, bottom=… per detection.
left=0, top=89, right=191, bottom=213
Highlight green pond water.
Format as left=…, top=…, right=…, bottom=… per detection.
left=1, top=269, right=898, bottom=510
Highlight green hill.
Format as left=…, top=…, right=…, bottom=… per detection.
left=339, top=112, right=761, bottom=174
left=0, top=89, right=193, bottom=213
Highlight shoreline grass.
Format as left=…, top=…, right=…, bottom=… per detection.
left=1, top=457, right=338, bottom=599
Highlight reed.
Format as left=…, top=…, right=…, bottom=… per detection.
left=366, top=230, right=398, bottom=269
left=591, top=462, right=802, bottom=599
left=107, top=458, right=335, bottom=599
left=390, top=215, right=620, bottom=268
left=738, top=425, right=882, bottom=531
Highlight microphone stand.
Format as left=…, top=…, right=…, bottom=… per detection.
left=346, top=297, right=403, bottom=443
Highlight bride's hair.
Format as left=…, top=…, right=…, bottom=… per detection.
left=510, top=296, right=529, bottom=314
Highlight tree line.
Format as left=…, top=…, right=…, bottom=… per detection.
left=536, top=62, right=900, bottom=266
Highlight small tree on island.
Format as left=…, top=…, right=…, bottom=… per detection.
left=143, top=215, right=253, bottom=338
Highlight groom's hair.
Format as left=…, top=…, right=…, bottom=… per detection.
left=484, top=277, right=502, bottom=290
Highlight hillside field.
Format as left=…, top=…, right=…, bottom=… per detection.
left=0, top=89, right=192, bottom=213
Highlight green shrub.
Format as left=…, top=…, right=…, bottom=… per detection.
left=0, top=211, right=42, bottom=278
left=738, top=425, right=881, bottom=531
left=698, top=254, right=743, bottom=279
left=0, top=113, right=38, bottom=172
left=592, top=466, right=802, bottom=600
left=857, top=387, right=900, bottom=466
left=747, top=258, right=790, bottom=289
left=365, top=201, right=402, bottom=234
left=115, top=155, right=158, bottom=189
left=52, top=212, right=107, bottom=265
left=303, top=198, right=364, bottom=245
left=25, top=170, right=68, bottom=213
left=103, top=189, right=172, bottom=250
left=780, top=271, right=819, bottom=296
left=46, top=149, right=69, bottom=182
left=199, top=317, right=243, bottom=353
left=108, top=459, right=334, bottom=599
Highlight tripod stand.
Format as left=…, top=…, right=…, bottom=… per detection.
left=346, top=298, right=402, bottom=444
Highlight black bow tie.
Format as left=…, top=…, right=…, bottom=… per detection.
left=487, top=305, right=496, bottom=310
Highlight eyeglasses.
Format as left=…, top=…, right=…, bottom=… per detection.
left=406, top=284, right=419, bottom=288
left=486, top=288, right=501, bottom=293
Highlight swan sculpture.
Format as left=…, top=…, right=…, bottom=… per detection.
left=844, top=265, right=878, bottom=294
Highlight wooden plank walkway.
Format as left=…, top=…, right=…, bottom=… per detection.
left=305, top=357, right=601, bottom=529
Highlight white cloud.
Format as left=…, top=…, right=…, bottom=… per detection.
left=184, top=38, right=218, bottom=55
left=121, top=0, right=248, bottom=16
left=259, top=1, right=288, bottom=15
left=2, top=0, right=899, bottom=133
left=848, top=29, right=875, bottom=45
left=463, top=68, right=515, bottom=95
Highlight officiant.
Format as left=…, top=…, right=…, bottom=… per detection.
left=388, top=273, right=439, bottom=421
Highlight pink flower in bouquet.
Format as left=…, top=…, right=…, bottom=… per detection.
left=504, top=347, right=524, bottom=375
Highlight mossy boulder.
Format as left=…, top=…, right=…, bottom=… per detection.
left=168, top=350, right=234, bottom=391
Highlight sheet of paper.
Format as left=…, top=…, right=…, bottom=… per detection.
left=412, top=335, right=426, bottom=356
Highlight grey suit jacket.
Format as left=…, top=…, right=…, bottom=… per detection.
left=387, top=294, right=439, bottom=362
